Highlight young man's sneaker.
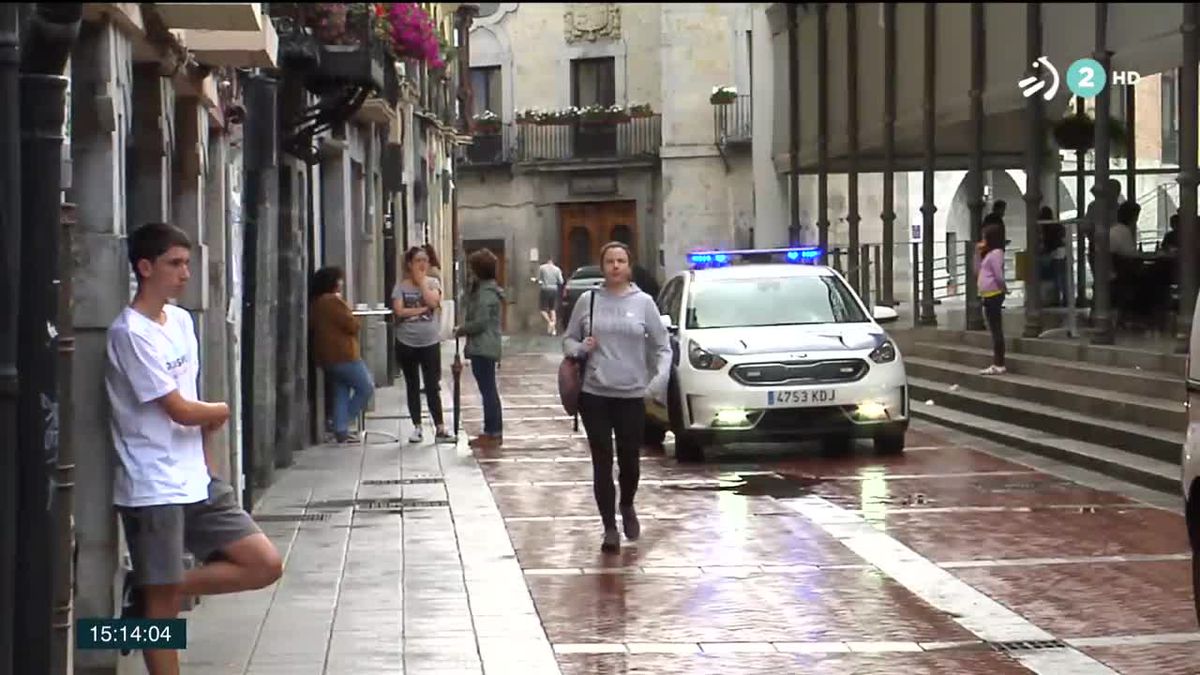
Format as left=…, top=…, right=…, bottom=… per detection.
left=408, top=428, right=424, bottom=444
left=980, top=365, right=1007, bottom=376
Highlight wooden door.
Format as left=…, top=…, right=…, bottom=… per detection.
left=558, top=201, right=638, bottom=273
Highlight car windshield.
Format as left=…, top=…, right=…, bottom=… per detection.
left=569, top=266, right=602, bottom=283
left=685, top=274, right=869, bottom=329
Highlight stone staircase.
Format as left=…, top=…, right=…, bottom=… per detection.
left=900, top=329, right=1187, bottom=494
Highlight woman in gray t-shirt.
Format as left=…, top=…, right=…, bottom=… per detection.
left=391, top=246, right=453, bottom=444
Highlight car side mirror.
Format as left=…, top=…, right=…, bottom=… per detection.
left=659, top=314, right=678, bottom=333
left=872, top=306, right=899, bottom=324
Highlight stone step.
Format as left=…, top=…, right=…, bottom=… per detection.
left=950, top=330, right=1187, bottom=375
left=911, top=402, right=1180, bottom=495
left=905, top=356, right=1186, bottom=432
left=908, top=377, right=1184, bottom=465
left=906, top=341, right=1184, bottom=401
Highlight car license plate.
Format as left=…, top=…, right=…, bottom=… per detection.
left=767, top=389, right=836, bottom=407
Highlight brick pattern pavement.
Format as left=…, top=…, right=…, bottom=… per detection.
left=163, top=338, right=1198, bottom=674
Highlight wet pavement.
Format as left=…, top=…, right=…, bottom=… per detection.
left=467, top=339, right=1197, bottom=674
left=177, top=336, right=1198, bottom=674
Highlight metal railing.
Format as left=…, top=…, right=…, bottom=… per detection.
left=713, top=94, right=752, bottom=146
left=515, top=115, right=662, bottom=163
left=462, top=123, right=515, bottom=166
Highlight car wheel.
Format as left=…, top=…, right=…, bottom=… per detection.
left=874, top=432, right=906, bottom=455
left=644, top=417, right=667, bottom=450
left=674, top=431, right=705, bottom=463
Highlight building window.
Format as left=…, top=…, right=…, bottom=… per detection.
left=1162, top=69, right=1180, bottom=165
left=571, top=57, right=616, bottom=107
left=470, top=66, right=501, bottom=117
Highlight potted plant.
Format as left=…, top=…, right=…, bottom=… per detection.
left=629, top=103, right=653, bottom=118
left=710, top=85, right=737, bottom=105
left=382, top=2, right=441, bottom=66
left=306, top=4, right=386, bottom=91
left=472, top=110, right=501, bottom=135
left=1051, top=111, right=1129, bottom=156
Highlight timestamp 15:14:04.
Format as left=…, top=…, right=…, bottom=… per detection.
left=77, top=619, right=188, bottom=650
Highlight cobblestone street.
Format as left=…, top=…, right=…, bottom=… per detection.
left=175, top=338, right=1197, bottom=675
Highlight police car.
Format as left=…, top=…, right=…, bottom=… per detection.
left=644, top=247, right=908, bottom=462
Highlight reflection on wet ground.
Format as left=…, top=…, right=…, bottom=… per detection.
left=461, top=350, right=1195, bottom=674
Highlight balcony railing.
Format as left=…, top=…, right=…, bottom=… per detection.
left=462, top=123, right=515, bottom=166
left=516, top=115, right=662, bottom=164
left=714, top=94, right=752, bottom=146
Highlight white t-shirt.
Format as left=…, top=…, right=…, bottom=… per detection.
left=105, top=305, right=209, bottom=507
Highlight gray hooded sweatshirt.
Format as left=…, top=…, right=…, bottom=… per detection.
left=563, top=284, right=672, bottom=400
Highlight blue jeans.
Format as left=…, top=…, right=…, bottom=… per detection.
left=470, top=357, right=503, bottom=436
left=326, top=360, right=375, bottom=437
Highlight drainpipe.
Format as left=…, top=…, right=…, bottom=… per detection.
left=786, top=3, right=799, bottom=246
left=816, top=4, right=829, bottom=259
left=15, top=4, right=82, bottom=675
left=0, top=5, right=20, bottom=674
left=965, top=3, right=985, bottom=330
left=846, top=3, right=860, bottom=294
left=1022, top=2, right=1044, bottom=338
left=1092, top=3, right=1114, bottom=345
left=1177, top=3, right=1198, bottom=353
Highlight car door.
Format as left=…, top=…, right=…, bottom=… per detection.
left=648, top=276, right=685, bottom=423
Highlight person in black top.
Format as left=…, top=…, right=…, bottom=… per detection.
left=1161, top=214, right=1180, bottom=253
left=1039, top=206, right=1068, bottom=307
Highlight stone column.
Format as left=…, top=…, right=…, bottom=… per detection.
left=817, top=4, right=830, bottom=258
left=1023, top=3, right=1044, bottom=337
left=919, top=3, right=938, bottom=326
left=881, top=3, right=897, bottom=307
left=1177, top=3, right=1199, bottom=351
left=1091, top=4, right=1114, bottom=345
left=846, top=3, right=860, bottom=293
left=966, top=3, right=986, bottom=330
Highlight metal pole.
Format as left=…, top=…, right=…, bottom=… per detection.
left=919, top=3, right=938, bottom=326
left=0, top=5, right=19, bottom=673
left=1092, top=3, right=1114, bottom=344
left=966, top=2, right=985, bottom=330
left=1177, top=3, right=1199, bottom=350
left=817, top=4, right=830, bottom=258
left=846, top=3, right=860, bottom=293
left=1023, top=3, right=1044, bottom=337
left=881, top=3, right=896, bottom=307
left=51, top=202, right=76, bottom=674
left=15, top=72, right=69, bottom=675
left=787, top=4, right=801, bottom=246
left=1075, top=96, right=1088, bottom=307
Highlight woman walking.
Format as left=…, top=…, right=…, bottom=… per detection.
left=392, top=246, right=454, bottom=444
left=978, top=223, right=1007, bottom=375
left=456, top=249, right=505, bottom=449
left=563, top=242, right=671, bottom=553
left=310, top=267, right=375, bottom=444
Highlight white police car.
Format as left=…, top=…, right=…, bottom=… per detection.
left=643, top=247, right=908, bottom=462
left=1181, top=292, right=1200, bottom=622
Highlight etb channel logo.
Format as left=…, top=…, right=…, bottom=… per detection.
left=1018, top=57, right=1140, bottom=100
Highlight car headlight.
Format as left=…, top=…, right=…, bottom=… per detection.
left=688, top=340, right=728, bottom=370
left=869, top=339, right=897, bottom=364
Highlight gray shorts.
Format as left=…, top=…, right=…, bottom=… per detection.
left=119, top=478, right=262, bottom=587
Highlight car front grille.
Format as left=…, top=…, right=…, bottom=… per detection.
left=754, top=406, right=857, bottom=432
left=729, top=359, right=869, bottom=387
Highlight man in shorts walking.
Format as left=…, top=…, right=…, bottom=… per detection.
left=106, top=222, right=283, bottom=674
left=536, top=257, right=564, bottom=335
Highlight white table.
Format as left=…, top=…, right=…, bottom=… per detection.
left=351, top=307, right=400, bottom=444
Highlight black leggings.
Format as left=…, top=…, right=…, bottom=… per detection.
left=579, top=392, right=645, bottom=529
left=396, top=342, right=444, bottom=428
left=983, top=294, right=1006, bottom=367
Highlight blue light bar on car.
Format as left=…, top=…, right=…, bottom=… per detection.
left=687, top=247, right=823, bottom=268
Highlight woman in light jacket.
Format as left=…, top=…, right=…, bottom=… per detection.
left=456, top=248, right=505, bottom=449
left=977, top=223, right=1007, bottom=375
left=563, top=242, right=671, bottom=553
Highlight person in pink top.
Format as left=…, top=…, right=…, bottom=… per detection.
left=977, top=223, right=1007, bottom=375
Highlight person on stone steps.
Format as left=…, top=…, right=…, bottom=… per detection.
left=977, top=222, right=1008, bottom=376
left=563, top=241, right=671, bottom=553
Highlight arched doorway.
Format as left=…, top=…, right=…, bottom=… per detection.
left=611, top=223, right=633, bottom=248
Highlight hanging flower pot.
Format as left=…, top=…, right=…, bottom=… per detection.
left=1051, top=111, right=1129, bottom=156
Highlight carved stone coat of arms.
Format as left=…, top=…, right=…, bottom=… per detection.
left=564, top=4, right=621, bottom=43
